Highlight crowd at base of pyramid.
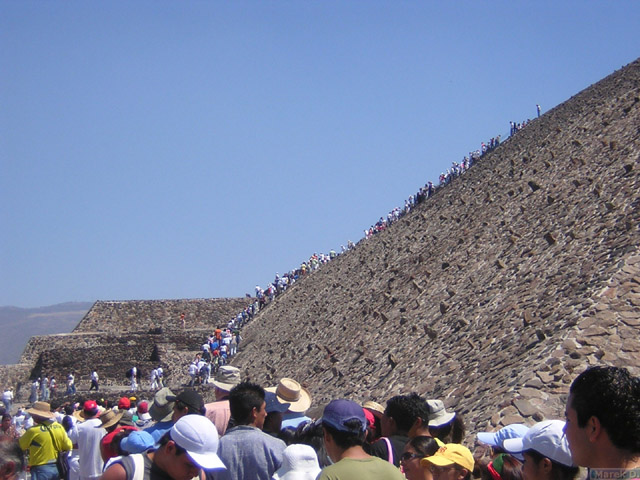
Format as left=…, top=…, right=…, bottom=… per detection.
left=1, top=365, right=639, bottom=480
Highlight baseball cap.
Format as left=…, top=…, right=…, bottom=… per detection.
left=502, top=420, right=573, bottom=467
left=477, top=424, right=529, bottom=447
left=121, top=430, right=155, bottom=454
left=118, top=397, right=131, bottom=410
left=266, top=391, right=290, bottom=414
left=421, top=444, right=474, bottom=472
left=170, top=415, right=225, bottom=470
left=319, top=399, right=366, bottom=433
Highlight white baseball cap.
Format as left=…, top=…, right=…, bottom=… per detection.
left=503, top=420, right=573, bottom=467
left=170, top=415, right=226, bottom=470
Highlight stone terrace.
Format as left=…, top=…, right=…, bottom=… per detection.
left=74, top=298, right=250, bottom=333
left=232, top=58, right=640, bottom=436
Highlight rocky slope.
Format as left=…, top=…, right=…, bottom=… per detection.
left=232, top=58, right=640, bottom=435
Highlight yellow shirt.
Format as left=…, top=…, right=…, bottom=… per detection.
left=18, top=420, right=72, bottom=467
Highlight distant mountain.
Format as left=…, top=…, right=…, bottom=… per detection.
left=0, top=302, right=93, bottom=364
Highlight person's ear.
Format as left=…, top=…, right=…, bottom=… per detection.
left=456, top=468, right=469, bottom=480
left=165, top=440, right=177, bottom=455
left=540, top=457, right=553, bottom=475
left=587, top=416, right=601, bottom=443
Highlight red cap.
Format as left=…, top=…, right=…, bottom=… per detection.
left=118, top=397, right=131, bottom=409
left=363, top=407, right=376, bottom=428
left=137, top=401, right=149, bottom=414
left=83, top=400, right=98, bottom=414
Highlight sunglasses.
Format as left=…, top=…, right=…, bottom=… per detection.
left=401, top=452, right=422, bottom=462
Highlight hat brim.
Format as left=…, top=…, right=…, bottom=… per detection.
left=187, top=451, right=226, bottom=470
left=100, top=411, right=124, bottom=430
left=429, top=411, right=456, bottom=427
left=502, top=437, right=525, bottom=454
left=477, top=432, right=500, bottom=447
left=26, top=408, right=56, bottom=419
left=265, top=386, right=312, bottom=413
left=212, top=380, right=238, bottom=392
left=421, top=455, right=456, bottom=469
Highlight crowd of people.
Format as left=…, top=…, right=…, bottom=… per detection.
left=0, top=365, right=638, bottom=480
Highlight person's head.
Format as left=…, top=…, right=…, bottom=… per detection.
left=81, top=400, right=100, bottom=419
left=1, top=414, right=11, bottom=431
left=421, top=444, right=474, bottom=480
left=155, top=415, right=225, bottom=480
left=168, top=390, right=205, bottom=422
left=503, top=420, right=578, bottom=480
left=228, top=381, right=266, bottom=428
left=402, top=436, right=440, bottom=480
left=263, top=391, right=290, bottom=435
left=565, top=366, right=640, bottom=467
left=212, top=366, right=242, bottom=401
left=0, top=437, right=24, bottom=480
left=383, top=393, right=429, bottom=436
left=150, top=388, right=176, bottom=422
left=480, top=454, right=523, bottom=480
left=320, top=399, right=367, bottom=462
left=427, top=400, right=465, bottom=444
left=477, top=424, right=529, bottom=459
left=118, top=397, right=131, bottom=410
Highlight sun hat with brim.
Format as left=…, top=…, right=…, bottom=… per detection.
left=363, top=401, right=385, bottom=418
left=502, top=420, right=573, bottom=467
left=99, top=409, right=124, bottom=429
left=119, top=411, right=136, bottom=427
left=166, top=390, right=204, bottom=414
left=171, top=415, right=225, bottom=470
left=149, top=387, right=175, bottom=422
left=266, top=378, right=312, bottom=413
left=427, top=399, right=456, bottom=427
left=26, top=401, right=56, bottom=420
left=273, top=444, right=321, bottom=480
left=421, top=444, right=474, bottom=472
left=212, top=366, right=242, bottom=392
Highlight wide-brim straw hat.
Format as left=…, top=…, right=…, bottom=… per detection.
left=363, top=401, right=385, bottom=419
left=26, top=401, right=56, bottom=420
left=266, top=378, right=312, bottom=413
left=99, top=409, right=124, bottom=429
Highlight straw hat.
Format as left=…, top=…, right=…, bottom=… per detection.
left=266, top=378, right=312, bottom=413
left=363, top=400, right=385, bottom=418
left=149, top=387, right=175, bottom=422
left=26, top=401, right=56, bottom=420
left=98, top=409, right=124, bottom=429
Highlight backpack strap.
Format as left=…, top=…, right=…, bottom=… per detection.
left=382, top=437, right=394, bottom=464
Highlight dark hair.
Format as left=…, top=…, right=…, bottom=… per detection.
left=524, top=449, right=579, bottom=480
left=323, top=419, right=366, bottom=450
left=228, top=381, right=265, bottom=425
left=479, top=454, right=523, bottom=480
left=569, top=366, right=640, bottom=454
left=2, top=413, right=10, bottom=421
left=429, top=413, right=466, bottom=444
left=385, top=393, right=429, bottom=433
left=295, top=420, right=331, bottom=468
left=408, top=435, right=440, bottom=458
left=159, top=431, right=187, bottom=456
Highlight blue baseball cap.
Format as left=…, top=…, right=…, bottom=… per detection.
left=320, top=399, right=366, bottom=433
left=121, top=431, right=156, bottom=454
left=265, top=392, right=290, bottom=414
left=477, top=424, right=530, bottom=447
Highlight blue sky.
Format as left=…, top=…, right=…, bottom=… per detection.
left=2, top=2, right=639, bottom=308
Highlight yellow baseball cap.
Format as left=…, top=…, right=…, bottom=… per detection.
left=421, top=444, right=474, bottom=472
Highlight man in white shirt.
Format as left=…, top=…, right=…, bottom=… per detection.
left=72, top=400, right=106, bottom=480
left=89, top=371, right=99, bottom=391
